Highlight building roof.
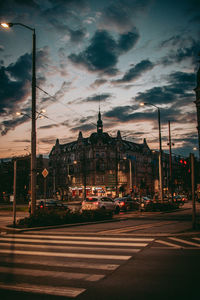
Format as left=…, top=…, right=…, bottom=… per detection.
left=49, top=113, right=151, bottom=156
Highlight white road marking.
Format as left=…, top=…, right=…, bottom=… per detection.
left=0, top=237, right=148, bottom=247
left=193, top=237, right=200, bottom=242
left=6, top=234, right=154, bottom=242
left=0, top=241, right=141, bottom=253
left=169, top=237, right=200, bottom=248
left=0, top=249, right=132, bottom=260
left=0, top=266, right=104, bottom=281
left=155, top=240, right=181, bottom=248
left=0, top=257, right=119, bottom=270
left=0, top=282, right=85, bottom=298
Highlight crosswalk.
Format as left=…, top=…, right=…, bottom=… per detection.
left=0, top=232, right=154, bottom=298
left=154, top=236, right=200, bottom=249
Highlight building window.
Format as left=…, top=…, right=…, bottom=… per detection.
left=96, top=175, right=104, bottom=184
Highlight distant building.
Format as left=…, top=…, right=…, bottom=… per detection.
left=49, top=111, right=157, bottom=200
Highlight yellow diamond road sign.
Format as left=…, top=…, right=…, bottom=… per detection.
left=42, top=168, right=48, bottom=178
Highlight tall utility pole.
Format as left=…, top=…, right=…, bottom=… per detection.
left=168, top=121, right=174, bottom=197
left=158, top=107, right=164, bottom=202
left=140, top=102, right=163, bottom=202
left=31, top=27, right=37, bottom=214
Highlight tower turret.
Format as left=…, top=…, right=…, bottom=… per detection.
left=97, top=109, right=103, bottom=134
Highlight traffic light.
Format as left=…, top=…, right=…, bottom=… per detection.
left=179, top=159, right=187, bottom=166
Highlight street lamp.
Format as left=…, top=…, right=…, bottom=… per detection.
left=140, top=102, right=164, bottom=202
left=1, top=22, right=37, bottom=214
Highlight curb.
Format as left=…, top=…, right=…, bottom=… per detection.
left=0, top=217, right=118, bottom=234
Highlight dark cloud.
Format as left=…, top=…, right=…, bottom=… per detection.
left=0, top=114, right=30, bottom=136
left=135, top=71, right=196, bottom=106
left=189, top=15, right=200, bottom=23
left=71, top=123, right=95, bottom=133
left=159, top=37, right=200, bottom=66
left=104, top=105, right=141, bottom=122
left=40, top=0, right=88, bottom=43
left=0, top=64, right=30, bottom=115
left=113, top=59, right=154, bottom=83
left=99, top=0, right=151, bottom=32
left=0, top=48, right=51, bottom=135
left=103, top=70, right=196, bottom=127
left=68, top=29, right=139, bottom=74
left=90, top=79, right=108, bottom=88
left=7, top=53, right=32, bottom=81
left=117, top=29, right=139, bottom=53
left=68, top=27, right=86, bottom=43
left=39, top=124, right=60, bottom=130
left=83, top=93, right=111, bottom=103
left=69, top=30, right=118, bottom=72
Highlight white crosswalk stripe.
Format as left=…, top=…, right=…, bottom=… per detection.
left=0, top=232, right=153, bottom=298
left=155, top=236, right=200, bottom=249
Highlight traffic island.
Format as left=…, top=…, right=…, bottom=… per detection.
left=7, top=209, right=114, bottom=229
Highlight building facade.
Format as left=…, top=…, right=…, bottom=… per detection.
left=49, top=112, right=158, bottom=200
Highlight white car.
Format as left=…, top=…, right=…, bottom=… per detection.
left=82, top=196, right=119, bottom=214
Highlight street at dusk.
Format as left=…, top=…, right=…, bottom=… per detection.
left=0, top=1, right=200, bottom=299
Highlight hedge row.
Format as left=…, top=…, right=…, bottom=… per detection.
left=16, top=209, right=113, bottom=228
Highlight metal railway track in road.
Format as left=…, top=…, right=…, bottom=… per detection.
left=0, top=232, right=154, bottom=298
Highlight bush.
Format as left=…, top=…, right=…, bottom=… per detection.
left=16, top=208, right=113, bottom=228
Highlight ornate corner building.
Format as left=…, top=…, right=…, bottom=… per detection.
left=49, top=111, right=158, bottom=200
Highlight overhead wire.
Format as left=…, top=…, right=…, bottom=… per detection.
left=37, top=85, right=97, bottom=128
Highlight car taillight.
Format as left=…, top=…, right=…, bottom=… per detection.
left=93, top=201, right=99, bottom=206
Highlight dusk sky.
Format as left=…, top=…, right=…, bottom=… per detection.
left=0, top=0, right=200, bottom=159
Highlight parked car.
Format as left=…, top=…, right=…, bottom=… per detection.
left=140, top=196, right=154, bottom=211
left=28, top=199, right=69, bottom=213
left=82, top=196, right=119, bottom=214
left=173, top=195, right=185, bottom=206
left=114, top=196, right=139, bottom=211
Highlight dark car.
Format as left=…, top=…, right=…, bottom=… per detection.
left=29, top=199, right=69, bottom=213
left=114, top=196, right=139, bottom=211
left=173, top=195, right=185, bottom=207
left=140, top=196, right=154, bottom=211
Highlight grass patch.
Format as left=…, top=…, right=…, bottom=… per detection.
left=0, top=205, right=28, bottom=212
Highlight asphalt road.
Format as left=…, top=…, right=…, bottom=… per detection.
left=0, top=202, right=199, bottom=299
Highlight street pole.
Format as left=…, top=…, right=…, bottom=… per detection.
left=190, top=153, right=196, bottom=229
left=13, top=159, right=17, bottom=227
left=140, top=102, right=163, bottom=202
left=158, top=107, right=164, bottom=202
left=31, top=28, right=37, bottom=214
left=129, top=159, right=132, bottom=192
left=168, top=120, right=173, bottom=199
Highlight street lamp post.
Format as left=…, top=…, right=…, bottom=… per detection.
left=140, top=102, right=164, bottom=202
left=1, top=22, right=37, bottom=214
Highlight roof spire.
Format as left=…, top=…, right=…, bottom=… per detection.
left=97, top=105, right=103, bottom=134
